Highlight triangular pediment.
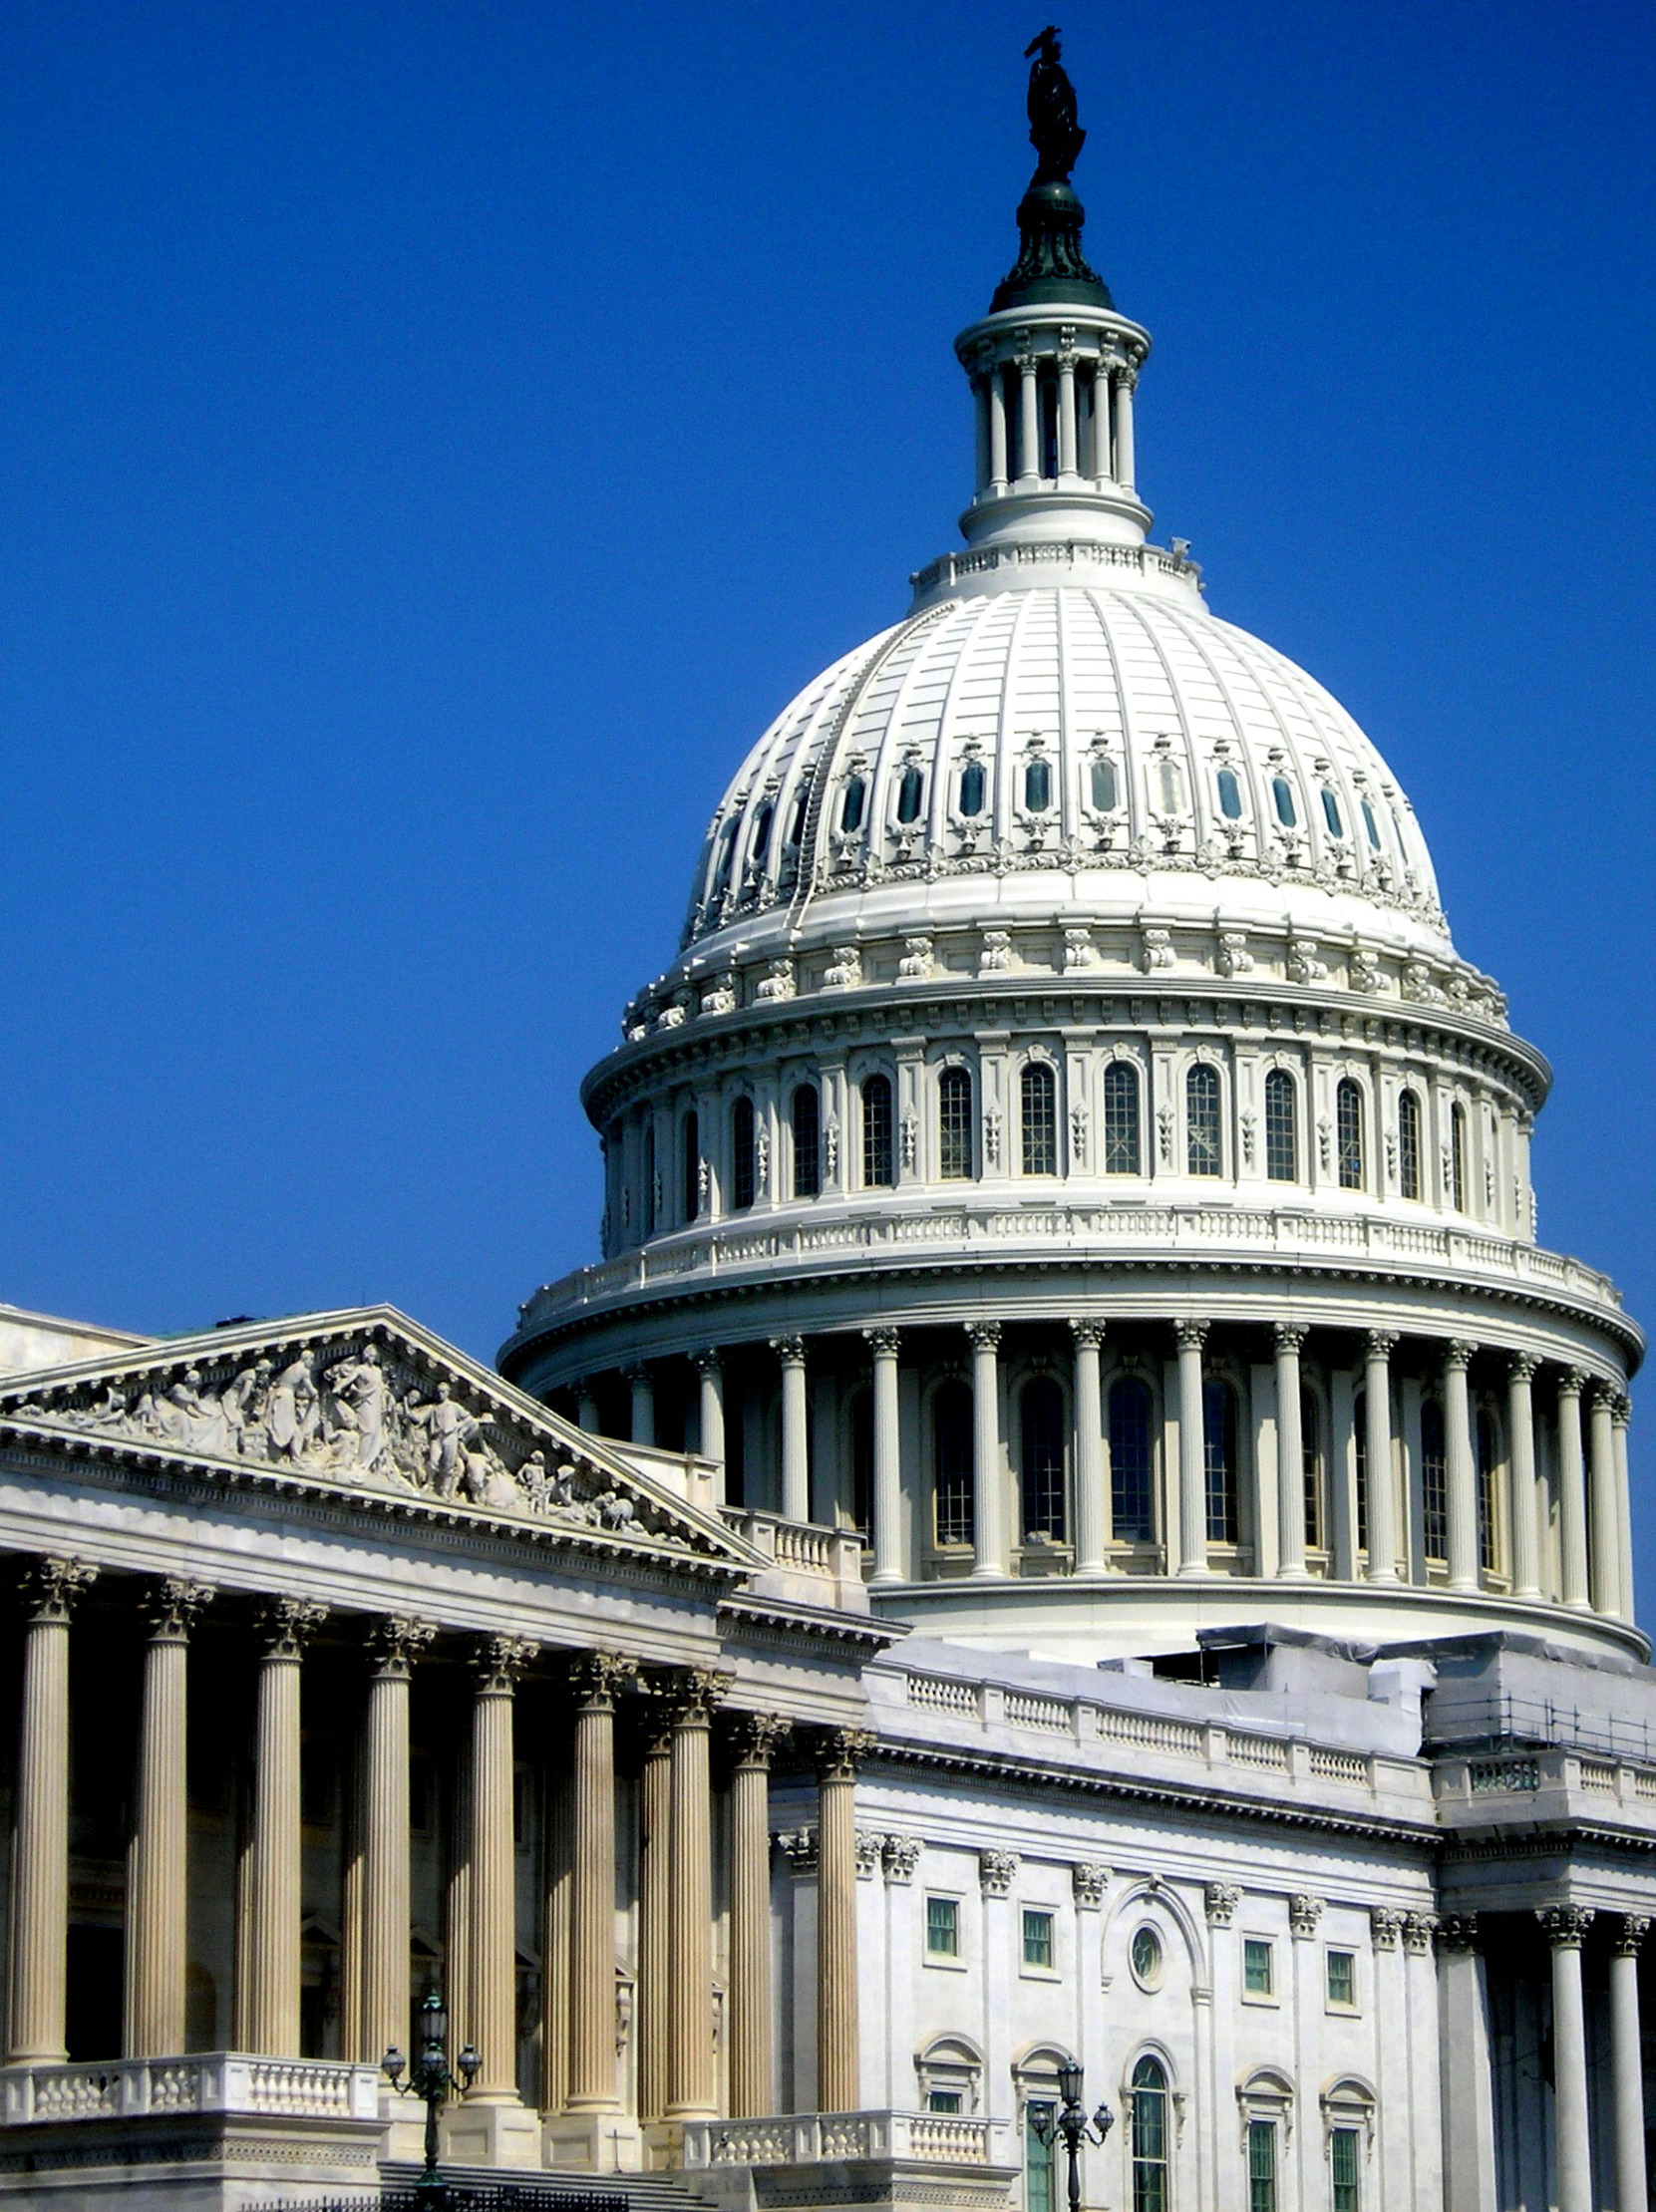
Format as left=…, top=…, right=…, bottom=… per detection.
left=0, top=1305, right=757, bottom=1574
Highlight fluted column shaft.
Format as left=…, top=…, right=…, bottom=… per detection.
left=126, top=1579, right=211, bottom=2057
left=1613, top=1917, right=1650, bottom=2212
left=1016, top=355, right=1039, bottom=482
left=1557, top=1373, right=1590, bottom=1609
left=1364, top=1332, right=1399, bottom=1582
left=1273, top=1326, right=1307, bottom=1579
left=1056, top=353, right=1078, bottom=476
left=1071, top=1323, right=1108, bottom=1576
left=1090, top=366, right=1113, bottom=480
left=1539, top=1907, right=1595, bottom=2212
left=8, top=1559, right=96, bottom=2062
left=635, top=1721, right=671, bottom=2121
left=773, top=1337, right=810, bottom=1522
left=1175, top=1322, right=1209, bottom=1575
left=694, top=1352, right=725, bottom=1488
left=865, top=1329, right=903, bottom=1585
left=360, top=1618, right=433, bottom=2069
left=967, top=1324, right=1005, bottom=1578
left=245, top=1597, right=325, bottom=2056
left=1589, top=1384, right=1622, bottom=1617
left=817, top=1730, right=872, bottom=2113
left=1444, top=1342, right=1479, bottom=1591
left=666, top=1671, right=724, bottom=2121
left=564, top=1652, right=629, bottom=2110
left=729, top=1716, right=789, bottom=2117
left=468, top=1635, right=533, bottom=2099
left=1114, top=367, right=1138, bottom=493
left=1506, top=1356, right=1541, bottom=1599
left=988, top=369, right=1008, bottom=489
left=1614, top=1397, right=1636, bottom=1625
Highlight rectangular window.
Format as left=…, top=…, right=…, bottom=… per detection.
left=1103, top=1061, right=1142, bottom=1173
left=939, top=1068, right=973, bottom=1180
left=1247, top=2118, right=1277, bottom=2212
left=926, top=1895, right=960, bottom=1958
left=792, top=1084, right=822, bottom=1198
left=1186, top=1064, right=1222, bottom=1176
left=1421, top=1400, right=1448, bottom=1562
left=927, top=2089, right=963, bottom=2115
left=1331, top=2125, right=1361, bottom=2212
left=862, top=1076, right=894, bottom=1188
left=1243, top=1938, right=1274, bottom=1997
left=1026, top=2106, right=1056, bottom=2212
left=1326, top=1949, right=1356, bottom=2008
left=1021, top=1064, right=1058, bottom=1175
left=1022, top=1909, right=1054, bottom=1969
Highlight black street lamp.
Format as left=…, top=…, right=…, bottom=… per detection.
left=1030, top=2060, right=1115, bottom=2212
left=383, top=1988, right=482, bottom=2211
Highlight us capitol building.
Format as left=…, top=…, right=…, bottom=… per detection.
left=0, top=38, right=1647, bottom=2212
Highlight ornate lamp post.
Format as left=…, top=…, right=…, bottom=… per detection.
left=383, top=1988, right=481, bottom=2210
left=1031, top=2060, right=1115, bottom=2212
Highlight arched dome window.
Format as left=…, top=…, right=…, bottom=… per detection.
left=839, top=776, right=866, bottom=833
left=681, top=1111, right=700, bottom=1223
left=730, top=1097, right=756, bottom=1212
left=1109, top=1378, right=1155, bottom=1543
left=1271, top=775, right=1298, bottom=828
left=861, top=1075, right=894, bottom=1187
left=1130, top=2056, right=1169, bottom=2212
left=1020, top=1378, right=1066, bottom=1544
left=1321, top=788, right=1344, bottom=837
left=895, top=765, right=925, bottom=825
left=711, top=818, right=738, bottom=898
left=1024, top=758, right=1052, bottom=812
left=1451, top=1103, right=1469, bottom=1213
left=1216, top=766, right=1243, bottom=819
left=1153, top=757, right=1183, bottom=813
left=1398, top=1091, right=1423, bottom=1201
left=748, top=799, right=774, bottom=867
left=784, top=790, right=808, bottom=851
left=1477, top=1407, right=1498, bottom=1574
left=1264, top=1070, right=1298, bottom=1182
left=1302, top=1385, right=1324, bottom=1553
left=1090, top=757, right=1118, bottom=812
left=1186, top=1065, right=1221, bottom=1177
left=959, top=760, right=987, bottom=817
left=1336, top=1079, right=1365, bottom=1191
left=1103, top=1062, right=1142, bottom=1174
left=938, top=1067, right=973, bottom=1180
left=932, top=1382, right=973, bottom=1549
left=1203, top=1378, right=1239, bottom=1544
left=1361, top=796, right=1382, bottom=848
left=1021, top=1064, right=1058, bottom=1176
left=1421, top=1400, right=1448, bottom=1562
left=792, top=1085, right=821, bottom=1199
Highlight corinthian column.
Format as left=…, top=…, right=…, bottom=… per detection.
left=359, top=1616, right=435, bottom=2069
left=8, top=1558, right=97, bottom=2062
left=693, top=1352, right=725, bottom=1492
left=1364, top=1332, right=1399, bottom=1582
left=1589, top=1382, right=1622, bottom=1617
left=729, top=1714, right=791, bottom=2117
left=773, top=1337, right=810, bottom=1522
left=125, top=1577, right=212, bottom=2057
left=1506, top=1355, right=1541, bottom=1600
left=1071, top=1322, right=1108, bottom=1577
left=966, top=1323, right=1005, bottom=1578
left=466, top=1634, right=535, bottom=2100
left=1174, top=1321, right=1209, bottom=1575
left=666, top=1669, right=727, bottom=2121
left=635, top=1709, right=673, bottom=2121
left=1612, top=1915, right=1651, bottom=2212
left=1557, top=1371, right=1590, bottom=1609
left=1273, top=1325, right=1307, bottom=1579
left=1444, top=1341, right=1479, bottom=1591
left=864, top=1328, right=903, bottom=1585
left=245, top=1595, right=326, bottom=2056
left=566, top=1652, right=635, bottom=2112
left=817, top=1728, right=874, bottom=2113
left=1537, top=1906, right=1595, bottom=2212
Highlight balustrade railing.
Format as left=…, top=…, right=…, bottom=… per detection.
left=680, top=2110, right=1005, bottom=2168
left=0, top=2054, right=382, bottom=2126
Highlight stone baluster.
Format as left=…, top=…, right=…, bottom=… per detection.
left=1612, top=1915, right=1651, bottom=2212
left=1556, top=1371, right=1590, bottom=1609
left=563, top=1650, right=632, bottom=2115
left=966, top=1323, right=1006, bottom=1578
left=626, top=1363, right=655, bottom=1449
left=729, top=1715, right=791, bottom=2117
left=1589, top=1382, right=1622, bottom=1618
left=1272, top=1325, right=1308, bottom=1579
left=7, top=1558, right=97, bottom=2062
left=466, top=1634, right=535, bottom=2103
left=817, top=1729, right=874, bottom=2113
left=126, top=1577, right=213, bottom=2058
left=772, top=1336, right=810, bottom=1522
left=1174, top=1321, right=1209, bottom=1575
left=1071, top=1322, right=1108, bottom=1576
left=1506, top=1355, right=1542, bottom=1600
left=1015, top=355, right=1039, bottom=484
left=635, top=1709, right=672, bottom=2122
left=1364, top=1332, right=1399, bottom=1583
left=1443, top=1341, right=1479, bottom=1592
left=1114, top=364, right=1138, bottom=494
left=693, top=1351, right=725, bottom=1490
left=864, top=1328, right=903, bottom=1585
left=1537, top=1906, right=1595, bottom=2212
left=666, top=1669, right=727, bottom=2121
left=359, top=1616, right=435, bottom=2071
left=245, top=1596, right=326, bottom=2057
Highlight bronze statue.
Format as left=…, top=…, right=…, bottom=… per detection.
left=1024, top=26, right=1085, bottom=184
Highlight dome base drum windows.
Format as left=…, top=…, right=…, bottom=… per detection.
left=1103, top=1061, right=1142, bottom=1174
left=681, top=1111, right=700, bottom=1223
left=862, top=1075, right=895, bottom=1188
left=1302, top=1387, right=1324, bottom=1553
left=1186, top=1064, right=1221, bottom=1177
left=1203, top=1378, right=1239, bottom=1545
left=1336, top=1078, right=1365, bottom=1192
left=1263, top=1069, right=1297, bottom=1182
left=731, top=1097, right=757, bottom=1212
left=1399, top=1090, right=1423, bottom=1201
left=1021, top=1063, right=1058, bottom=1175
left=939, top=1067, right=973, bottom=1180
left=1020, top=1378, right=1066, bottom=1545
left=1109, top=1378, right=1155, bottom=1543
left=793, top=1085, right=822, bottom=1199
left=1421, top=1400, right=1448, bottom=1563
left=933, top=1382, right=974, bottom=1549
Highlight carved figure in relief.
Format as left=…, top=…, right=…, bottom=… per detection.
left=265, top=1354, right=319, bottom=1462
left=220, top=1360, right=271, bottom=1455
left=325, top=1346, right=388, bottom=1474
left=404, top=1381, right=478, bottom=1497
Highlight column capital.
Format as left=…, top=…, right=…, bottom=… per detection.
left=622, top=1359, right=651, bottom=1384
left=1173, top=1319, right=1209, bottom=1354
left=471, top=1632, right=536, bottom=1694
left=769, top=1334, right=807, bottom=1369
left=1437, top=1912, right=1479, bottom=1954
left=143, top=1577, right=213, bottom=1643
left=1508, top=1352, right=1541, bottom=1385
left=1590, top=1377, right=1621, bottom=1413
left=254, top=1594, right=326, bottom=1659
left=1289, top=1894, right=1325, bottom=1941
left=964, top=1321, right=1001, bottom=1355
left=776, top=1827, right=818, bottom=1876
left=729, top=1712, right=792, bottom=1769
left=1403, top=1911, right=1440, bottom=1954
left=569, top=1649, right=639, bottom=1712
left=1203, top=1881, right=1240, bottom=1926
left=1558, top=1366, right=1586, bottom=1400
left=661, top=1666, right=732, bottom=1728
left=1537, top=1904, right=1596, bottom=1950
left=1614, top=1393, right=1633, bottom=1428
left=1116, top=362, right=1140, bottom=393
left=979, top=1848, right=1020, bottom=1897
left=18, top=1556, right=97, bottom=1625
left=365, top=1614, right=436, bottom=1680
left=1364, top=1329, right=1399, bottom=1362
left=862, top=1326, right=902, bottom=1359
left=1272, top=1323, right=1308, bottom=1357
left=1614, top=1913, right=1653, bottom=1958
left=882, top=1835, right=922, bottom=1885
left=692, top=1347, right=723, bottom=1380
left=817, top=1726, right=876, bottom=1780
left=1070, top=1320, right=1107, bottom=1351
left=1369, top=1907, right=1405, bottom=1950
left=1445, top=1339, right=1477, bottom=1374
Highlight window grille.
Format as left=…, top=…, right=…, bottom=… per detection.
left=1422, top=1400, right=1448, bottom=1561
left=792, top=1085, right=821, bottom=1198
left=862, top=1075, right=894, bottom=1187
left=1021, top=1063, right=1058, bottom=1175
left=939, top=1067, right=973, bottom=1180
left=1203, top=1378, right=1239, bottom=1544
left=1020, top=1379, right=1066, bottom=1542
left=1110, top=1380, right=1155, bottom=1542
left=933, top=1383, right=974, bottom=1548
left=1104, top=1062, right=1142, bottom=1173
left=1186, top=1064, right=1221, bottom=1176
left=1264, top=1069, right=1297, bottom=1180
left=1337, top=1078, right=1365, bottom=1190
left=731, top=1098, right=756, bottom=1211
left=1399, top=1090, right=1422, bottom=1200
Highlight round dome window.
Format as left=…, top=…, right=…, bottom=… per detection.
left=1130, top=1925, right=1163, bottom=1991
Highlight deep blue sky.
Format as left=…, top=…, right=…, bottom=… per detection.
left=1, top=3, right=1652, bottom=1565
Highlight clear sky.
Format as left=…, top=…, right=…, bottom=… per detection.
left=1, top=4, right=1652, bottom=1572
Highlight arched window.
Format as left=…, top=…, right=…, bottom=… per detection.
left=1398, top=1090, right=1423, bottom=1201
left=1477, top=1407, right=1498, bottom=1574
left=1024, top=758, right=1052, bottom=812
left=839, top=776, right=866, bottom=833
left=862, top=1075, right=894, bottom=1187
left=681, top=1111, right=700, bottom=1222
left=792, top=1085, right=821, bottom=1198
left=1264, top=1069, right=1297, bottom=1181
left=1321, top=788, right=1344, bottom=837
left=1021, top=1063, right=1058, bottom=1175
left=1271, top=775, right=1298, bottom=827
left=1186, top=1064, right=1221, bottom=1176
left=1216, top=766, right=1243, bottom=819
left=1302, top=1385, right=1324, bottom=1553
left=730, top=1097, right=756, bottom=1212
left=932, top=1382, right=973, bottom=1549
left=938, top=1067, right=973, bottom=1180
left=1020, top=1378, right=1066, bottom=1543
left=1451, top=1102, right=1469, bottom=1213
left=784, top=790, right=808, bottom=851
left=1361, top=796, right=1382, bottom=848
left=896, top=765, right=925, bottom=824
left=1130, top=2055, right=1169, bottom=2212
left=1110, top=1379, right=1155, bottom=1543
left=642, top=1125, right=655, bottom=1239
left=1091, top=757, right=1118, bottom=811
left=1203, top=1378, right=1239, bottom=1545
left=748, top=799, right=774, bottom=867
left=1336, top=1078, right=1365, bottom=1191
left=1154, top=757, right=1183, bottom=813
left=1421, top=1400, right=1448, bottom=1562
left=1104, top=1061, right=1142, bottom=1174
left=1354, top=1390, right=1369, bottom=1554
left=959, top=760, right=986, bottom=817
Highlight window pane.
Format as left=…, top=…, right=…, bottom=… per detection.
left=1204, top=1379, right=1238, bottom=1543
left=1186, top=1064, right=1221, bottom=1176
left=1021, top=1064, right=1058, bottom=1175
left=1478, top=1409, right=1497, bottom=1573
left=959, top=760, right=986, bottom=817
left=1104, top=1062, right=1142, bottom=1173
left=1025, top=759, right=1051, bottom=812
left=731, top=1097, right=756, bottom=1211
left=682, top=1111, right=700, bottom=1222
left=849, top=1393, right=872, bottom=1536
left=1361, top=797, right=1381, bottom=848
left=939, top=1068, right=973, bottom=1180
left=1132, top=2057, right=1168, bottom=2212
left=1091, top=758, right=1118, bottom=812
left=1354, top=1391, right=1369, bottom=1552
left=896, top=766, right=925, bottom=824
left=1216, top=766, right=1243, bottom=818
left=1110, top=1380, right=1154, bottom=1543
left=925, top=1896, right=959, bottom=1956
left=928, top=2090, right=963, bottom=2115
left=934, top=1384, right=974, bottom=1548
left=1026, top=2108, right=1056, bottom=2212
left=1327, top=1950, right=1355, bottom=2006
left=793, top=1085, right=821, bottom=1198
left=1399, top=1091, right=1422, bottom=1201
left=1422, top=1400, right=1447, bottom=1561
left=1301, top=1386, right=1323, bottom=1551
left=1244, top=1939, right=1273, bottom=1995
left=1022, top=1911, right=1054, bottom=1968
left=840, top=777, right=866, bottom=833
left=1264, top=1069, right=1297, bottom=1181
left=1272, top=776, right=1297, bottom=827
left=1021, top=1379, right=1066, bottom=1542
left=1332, top=2127, right=1360, bottom=2212
left=1337, top=1079, right=1365, bottom=1191
left=1248, top=2118, right=1276, bottom=2212
left=1451, top=1103, right=1468, bottom=1212
left=642, top=1124, right=655, bottom=1239
left=862, top=1075, right=894, bottom=1187
left=1321, top=788, right=1344, bottom=836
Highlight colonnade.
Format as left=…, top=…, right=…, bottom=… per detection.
left=585, top=1322, right=1632, bottom=1619
left=970, top=349, right=1139, bottom=497
left=3, top=1559, right=866, bottom=2130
